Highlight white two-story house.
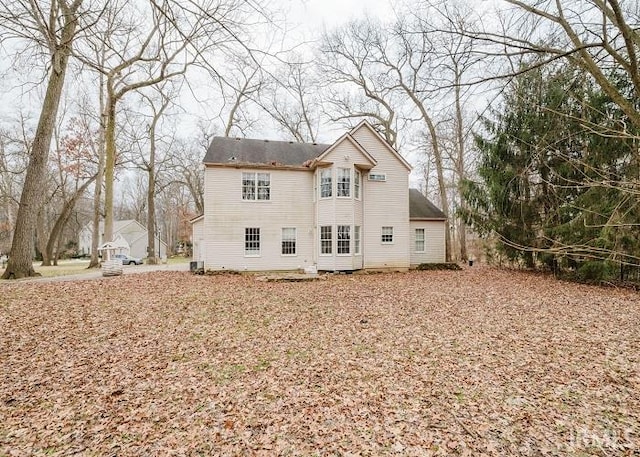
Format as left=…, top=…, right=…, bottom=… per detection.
left=192, top=120, right=446, bottom=272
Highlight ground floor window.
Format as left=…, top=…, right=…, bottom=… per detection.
left=382, top=226, right=393, bottom=244
left=415, top=228, right=425, bottom=252
left=320, top=226, right=332, bottom=254
left=281, top=227, right=296, bottom=255
left=354, top=226, right=361, bottom=254
left=245, top=227, right=260, bottom=255
left=337, top=225, right=350, bottom=254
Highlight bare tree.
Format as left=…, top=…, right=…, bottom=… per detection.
left=0, top=0, right=88, bottom=279
left=260, top=56, right=322, bottom=142
left=319, top=19, right=401, bottom=147
left=135, top=84, right=174, bottom=263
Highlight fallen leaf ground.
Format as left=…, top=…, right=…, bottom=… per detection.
left=1, top=268, right=638, bottom=456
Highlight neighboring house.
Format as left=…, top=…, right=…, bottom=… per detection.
left=193, top=120, right=446, bottom=272
left=78, top=219, right=168, bottom=259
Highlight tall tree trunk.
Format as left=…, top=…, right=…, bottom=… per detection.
left=3, top=68, right=67, bottom=276
left=454, top=76, right=468, bottom=262
left=103, top=87, right=117, bottom=247
left=36, top=209, right=48, bottom=266
left=89, top=73, right=107, bottom=269
left=146, top=138, right=157, bottom=264
left=2, top=6, right=79, bottom=279
left=87, top=95, right=106, bottom=268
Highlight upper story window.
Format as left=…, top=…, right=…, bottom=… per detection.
left=354, top=170, right=361, bottom=199
left=242, top=172, right=270, bottom=201
left=337, top=168, right=351, bottom=197
left=382, top=226, right=394, bottom=244
left=320, top=169, right=332, bottom=198
left=368, top=173, right=386, bottom=182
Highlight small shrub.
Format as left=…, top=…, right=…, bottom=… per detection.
left=576, top=261, right=616, bottom=282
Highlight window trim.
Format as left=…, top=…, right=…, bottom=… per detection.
left=415, top=228, right=425, bottom=253
left=244, top=227, right=261, bottom=257
left=381, top=226, right=394, bottom=244
left=319, top=168, right=332, bottom=199
left=337, top=168, right=351, bottom=198
left=337, top=225, right=351, bottom=255
left=320, top=225, right=332, bottom=256
left=354, top=169, right=361, bottom=200
left=281, top=227, right=297, bottom=256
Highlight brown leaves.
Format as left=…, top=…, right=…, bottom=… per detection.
left=0, top=269, right=639, bottom=455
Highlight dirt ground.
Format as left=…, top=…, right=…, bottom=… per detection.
left=1, top=268, right=638, bottom=456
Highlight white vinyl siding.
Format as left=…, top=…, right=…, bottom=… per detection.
left=192, top=218, right=205, bottom=261
left=281, top=227, right=296, bottom=255
left=204, top=167, right=314, bottom=271
left=352, top=123, right=410, bottom=270
left=410, top=221, right=446, bottom=266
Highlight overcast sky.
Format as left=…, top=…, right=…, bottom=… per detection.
left=288, top=0, right=395, bottom=30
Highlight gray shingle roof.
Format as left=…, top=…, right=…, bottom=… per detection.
left=203, top=137, right=331, bottom=166
left=409, top=189, right=447, bottom=220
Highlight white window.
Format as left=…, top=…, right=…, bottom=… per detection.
left=245, top=227, right=260, bottom=255
left=320, top=169, right=332, bottom=198
left=382, top=226, right=393, bottom=244
left=368, top=173, right=386, bottom=182
left=354, top=170, right=361, bottom=199
left=320, top=226, right=332, bottom=254
left=242, top=172, right=270, bottom=200
left=281, top=228, right=296, bottom=255
left=337, top=168, right=350, bottom=197
left=354, top=226, right=361, bottom=255
left=337, top=225, right=350, bottom=254
left=415, top=228, right=425, bottom=252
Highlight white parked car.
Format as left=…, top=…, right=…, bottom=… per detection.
left=113, top=254, right=143, bottom=265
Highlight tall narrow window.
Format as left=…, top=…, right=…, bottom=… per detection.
left=381, top=226, right=393, bottom=244
left=242, top=173, right=256, bottom=200
left=320, top=169, right=332, bottom=198
left=415, top=228, right=425, bottom=252
left=245, top=228, right=260, bottom=255
left=337, top=168, right=351, bottom=197
left=257, top=173, right=270, bottom=200
left=320, top=226, right=332, bottom=254
left=354, top=170, right=361, bottom=199
left=281, top=228, right=296, bottom=255
left=354, top=226, right=361, bottom=254
left=337, top=225, right=351, bottom=254
left=242, top=172, right=270, bottom=200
